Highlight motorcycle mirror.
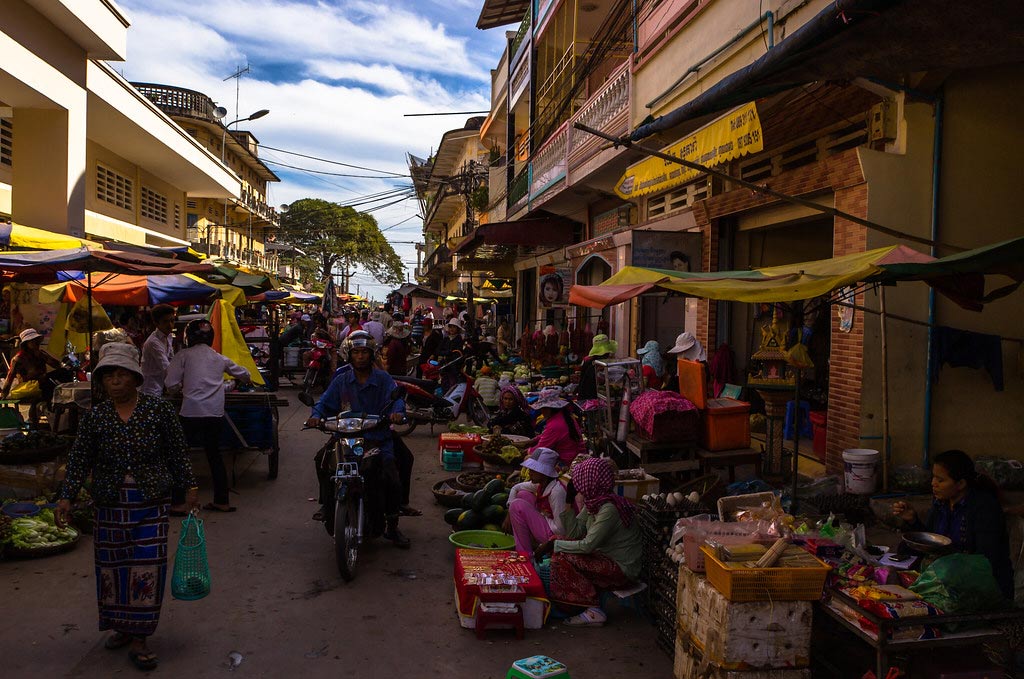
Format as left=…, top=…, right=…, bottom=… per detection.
left=297, top=391, right=315, bottom=407
left=390, top=385, right=407, bottom=400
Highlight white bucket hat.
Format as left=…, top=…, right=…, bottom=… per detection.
left=447, top=317, right=464, bottom=330
left=387, top=322, right=412, bottom=339
left=522, top=447, right=560, bottom=478
left=534, top=395, right=570, bottom=411
left=93, top=342, right=143, bottom=382
left=18, top=328, right=42, bottom=344
left=667, top=331, right=707, bottom=361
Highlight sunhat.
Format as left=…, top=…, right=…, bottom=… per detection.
left=370, top=311, right=382, bottom=322
left=300, top=314, right=312, bottom=322
left=667, top=331, right=706, bottom=361
left=93, top=342, right=143, bottom=382
left=637, top=340, right=660, bottom=355
left=387, top=323, right=412, bottom=339
left=588, top=333, right=618, bottom=357
left=522, top=447, right=560, bottom=479
left=534, top=394, right=570, bottom=410
left=447, top=317, right=464, bottom=330
left=18, top=328, right=42, bottom=344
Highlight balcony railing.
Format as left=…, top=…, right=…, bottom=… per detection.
left=234, top=187, right=281, bottom=226
left=509, top=5, right=532, bottom=66
left=507, top=168, right=530, bottom=215
left=530, top=121, right=567, bottom=199
left=568, top=61, right=631, bottom=163
left=133, top=83, right=221, bottom=124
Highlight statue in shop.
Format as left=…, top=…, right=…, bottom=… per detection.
left=748, top=304, right=797, bottom=388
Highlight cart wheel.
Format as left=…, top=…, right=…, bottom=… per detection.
left=267, top=407, right=280, bottom=480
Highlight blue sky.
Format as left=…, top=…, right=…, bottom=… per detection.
left=115, top=0, right=508, bottom=300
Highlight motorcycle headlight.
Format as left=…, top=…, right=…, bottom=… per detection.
left=339, top=418, right=363, bottom=432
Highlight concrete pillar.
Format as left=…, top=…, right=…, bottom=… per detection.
left=11, top=103, right=86, bottom=236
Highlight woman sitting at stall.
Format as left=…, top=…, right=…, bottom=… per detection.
left=488, top=385, right=535, bottom=437
left=522, top=395, right=587, bottom=468
left=534, top=457, right=641, bottom=626
left=892, top=449, right=1014, bottom=599
left=576, top=334, right=617, bottom=400
left=502, top=447, right=566, bottom=554
left=637, top=339, right=665, bottom=389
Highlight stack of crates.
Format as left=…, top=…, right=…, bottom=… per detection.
left=442, top=448, right=464, bottom=472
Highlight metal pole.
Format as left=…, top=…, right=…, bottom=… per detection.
left=880, top=286, right=891, bottom=491
left=86, top=273, right=94, bottom=364
left=791, top=369, right=801, bottom=514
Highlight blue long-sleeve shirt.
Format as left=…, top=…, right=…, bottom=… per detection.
left=311, top=366, right=405, bottom=459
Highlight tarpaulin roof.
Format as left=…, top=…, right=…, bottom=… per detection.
left=0, top=246, right=213, bottom=278
left=633, top=0, right=1024, bottom=140
left=453, top=216, right=576, bottom=256
left=39, top=273, right=220, bottom=306
left=569, top=239, right=1024, bottom=310
left=0, top=223, right=95, bottom=250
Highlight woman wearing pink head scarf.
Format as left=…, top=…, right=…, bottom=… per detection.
left=534, top=457, right=641, bottom=626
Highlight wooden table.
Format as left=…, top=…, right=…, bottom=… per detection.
left=697, top=447, right=763, bottom=481
left=624, top=432, right=700, bottom=474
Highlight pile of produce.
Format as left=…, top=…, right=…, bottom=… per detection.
left=535, top=376, right=569, bottom=389
left=479, top=435, right=523, bottom=464
left=0, top=431, right=72, bottom=464
left=448, top=423, right=489, bottom=435
left=443, top=479, right=510, bottom=532
left=2, top=508, right=78, bottom=551
left=512, top=365, right=531, bottom=380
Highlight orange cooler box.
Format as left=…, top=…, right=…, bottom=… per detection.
left=701, top=398, right=751, bottom=451
left=438, top=433, right=483, bottom=467
left=677, top=358, right=707, bottom=410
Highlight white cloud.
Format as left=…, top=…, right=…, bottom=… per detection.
left=115, top=0, right=502, bottom=299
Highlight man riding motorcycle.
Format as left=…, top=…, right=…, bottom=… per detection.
left=305, top=331, right=411, bottom=548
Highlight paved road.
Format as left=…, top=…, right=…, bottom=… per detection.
left=1, top=387, right=672, bottom=678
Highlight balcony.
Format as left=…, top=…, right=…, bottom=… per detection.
left=509, top=5, right=532, bottom=68
left=507, top=167, right=530, bottom=215
left=530, top=121, right=567, bottom=199
left=233, top=186, right=281, bottom=226
left=133, top=83, right=222, bottom=125
left=567, top=61, right=631, bottom=166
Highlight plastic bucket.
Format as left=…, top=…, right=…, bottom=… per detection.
left=843, top=448, right=880, bottom=495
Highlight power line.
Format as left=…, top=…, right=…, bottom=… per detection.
left=263, top=159, right=406, bottom=179
left=403, top=110, right=489, bottom=117
left=259, top=144, right=407, bottom=177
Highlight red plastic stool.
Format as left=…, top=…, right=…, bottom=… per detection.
left=475, top=603, right=524, bottom=640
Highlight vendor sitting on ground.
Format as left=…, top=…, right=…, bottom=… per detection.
left=488, top=385, right=535, bottom=437
left=535, top=457, right=641, bottom=626
left=892, top=449, right=1014, bottom=599
left=521, top=395, right=587, bottom=468
left=2, top=327, right=62, bottom=424
left=502, top=447, right=566, bottom=554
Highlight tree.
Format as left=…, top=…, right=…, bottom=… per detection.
left=278, top=198, right=405, bottom=289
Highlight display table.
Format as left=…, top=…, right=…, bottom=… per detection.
left=454, top=549, right=550, bottom=631
left=624, top=433, right=699, bottom=474
left=815, top=588, right=1024, bottom=677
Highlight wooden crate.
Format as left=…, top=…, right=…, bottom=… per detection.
left=676, top=565, right=812, bottom=671
left=674, top=635, right=811, bottom=679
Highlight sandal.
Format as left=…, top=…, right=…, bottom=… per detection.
left=128, top=649, right=159, bottom=671
left=203, top=503, right=237, bottom=513
left=104, top=632, right=133, bottom=650
left=398, top=505, right=422, bottom=517
left=564, top=607, right=607, bottom=627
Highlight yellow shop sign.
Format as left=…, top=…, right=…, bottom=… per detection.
left=615, top=102, right=763, bottom=199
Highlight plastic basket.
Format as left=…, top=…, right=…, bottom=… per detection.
left=171, top=514, right=211, bottom=601
left=699, top=545, right=829, bottom=602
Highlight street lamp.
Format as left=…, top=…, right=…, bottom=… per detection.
left=220, top=108, right=269, bottom=262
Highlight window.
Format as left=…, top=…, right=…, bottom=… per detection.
left=187, top=213, right=199, bottom=228
left=0, top=119, right=12, bottom=167
left=96, top=164, right=133, bottom=210
left=174, top=203, right=182, bottom=229
left=186, top=199, right=198, bottom=209
left=140, top=186, right=168, bottom=223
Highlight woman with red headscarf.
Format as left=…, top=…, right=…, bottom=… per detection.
left=534, top=457, right=641, bottom=626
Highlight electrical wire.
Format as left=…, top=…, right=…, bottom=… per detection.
left=263, top=159, right=408, bottom=179
left=258, top=144, right=407, bottom=177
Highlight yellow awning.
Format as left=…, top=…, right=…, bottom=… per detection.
left=4, top=223, right=96, bottom=250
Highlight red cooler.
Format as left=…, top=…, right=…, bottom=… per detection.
left=701, top=398, right=751, bottom=451
left=438, top=433, right=483, bottom=467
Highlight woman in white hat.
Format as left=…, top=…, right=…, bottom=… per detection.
left=667, top=331, right=706, bottom=362
left=502, top=447, right=566, bottom=553
left=55, top=342, right=198, bottom=671
left=1, top=327, right=61, bottom=423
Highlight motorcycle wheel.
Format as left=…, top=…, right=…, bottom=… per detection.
left=301, top=367, right=316, bottom=393
left=392, top=418, right=418, bottom=437
left=469, top=398, right=489, bottom=426
left=334, top=495, right=360, bottom=582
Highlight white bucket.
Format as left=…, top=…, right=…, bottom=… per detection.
left=843, top=448, right=880, bottom=495
left=283, top=347, right=302, bottom=368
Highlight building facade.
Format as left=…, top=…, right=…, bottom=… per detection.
left=0, top=0, right=237, bottom=247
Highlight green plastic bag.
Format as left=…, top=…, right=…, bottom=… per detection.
left=171, top=514, right=210, bottom=601
left=909, top=553, right=1004, bottom=614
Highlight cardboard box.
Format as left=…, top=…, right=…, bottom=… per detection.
left=674, top=635, right=811, bottom=679
left=676, top=565, right=811, bottom=670
left=613, top=472, right=659, bottom=500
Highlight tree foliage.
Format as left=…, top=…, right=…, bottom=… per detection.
left=278, top=198, right=404, bottom=287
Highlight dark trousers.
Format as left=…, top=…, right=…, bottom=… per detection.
left=175, top=416, right=228, bottom=506
left=393, top=436, right=414, bottom=506
left=315, top=444, right=403, bottom=529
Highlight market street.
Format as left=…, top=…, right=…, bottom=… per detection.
left=0, top=387, right=671, bottom=679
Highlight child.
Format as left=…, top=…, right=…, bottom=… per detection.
left=503, top=447, right=566, bottom=555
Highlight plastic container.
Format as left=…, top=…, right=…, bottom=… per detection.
left=677, top=358, right=707, bottom=410
left=809, top=411, right=827, bottom=459
left=442, top=449, right=463, bottom=472
left=700, top=545, right=830, bottom=602
left=448, top=530, right=516, bottom=550
left=701, top=398, right=751, bottom=451
left=843, top=448, right=880, bottom=495
left=283, top=346, right=302, bottom=368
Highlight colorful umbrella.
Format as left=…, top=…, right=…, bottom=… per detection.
left=39, top=273, right=219, bottom=306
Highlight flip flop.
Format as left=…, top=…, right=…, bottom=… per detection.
left=104, top=632, right=133, bottom=650
left=564, top=608, right=607, bottom=627
left=398, top=505, right=422, bottom=517
left=203, top=503, right=237, bottom=513
left=128, top=649, right=159, bottom=671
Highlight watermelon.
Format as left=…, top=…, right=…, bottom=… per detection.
left=490, top=492, right=509, bottom=507
left=444, top=508, right=463, bottom=526
left=456, top=509, right=481, bottom=530
left=461, top=492, right=475, bottom=510
left=471, top=490, right=490, bottom=512
left=483, top=479, right=505, bottom=498
left=482, top=523, right=501, bottom=532
left=482, top=504, right=507, bottom=523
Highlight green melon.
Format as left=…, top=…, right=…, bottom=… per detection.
left=482, top=523, right=501, bottom=532
left=483, top=478, right=505, bottom=498
left=461, top=492, right=475, bottom=510
left=456, top=509, right=481, bottom=530
left=471, top=490, right=491, bottom=512
left=444, top=508, right=463, bottom=526
left=482, top=504, right=507, bottom=523
left=490, top=492, right=509, bottom=507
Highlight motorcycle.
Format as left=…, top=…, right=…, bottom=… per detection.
left=300, top=336, right=334, bottom=400
left=391, top=356, right=488, bottom=437
left=310, top=386, right=406, bottom=581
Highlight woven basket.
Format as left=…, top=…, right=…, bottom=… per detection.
left=6, top=530, right=80, bottom=559
left=432, top=478, right=467, bottom=508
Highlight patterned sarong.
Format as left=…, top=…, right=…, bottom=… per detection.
left=94, top=483, right=169, bottom=637
left=549, top=552, right=632, bottom=607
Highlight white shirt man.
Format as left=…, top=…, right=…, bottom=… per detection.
left=165, top=342, right=250, bottom=418
left=140, top=305, right=175, bottom=396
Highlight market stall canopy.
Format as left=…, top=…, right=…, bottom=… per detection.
left=570, top=238, right=1024, bottom=310
left=0, top=223, right=96, bottom=250
left=453, top=215, right=576, bottom=259
left=39, top=273, right=220, bottom=306
left=249, top=290, right=320, bottom=304
left=632, top=0, right=1024, bottom=141
left=394, top=283, right=444, bottom=299
left=0, top=246, right=214, bottom=279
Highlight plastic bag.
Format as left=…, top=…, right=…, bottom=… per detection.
left=7, top=379, right=41, bottom=401
left=909, top=554, right=1004, bottom=614
left=171, top=514, right=210, bottom=601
